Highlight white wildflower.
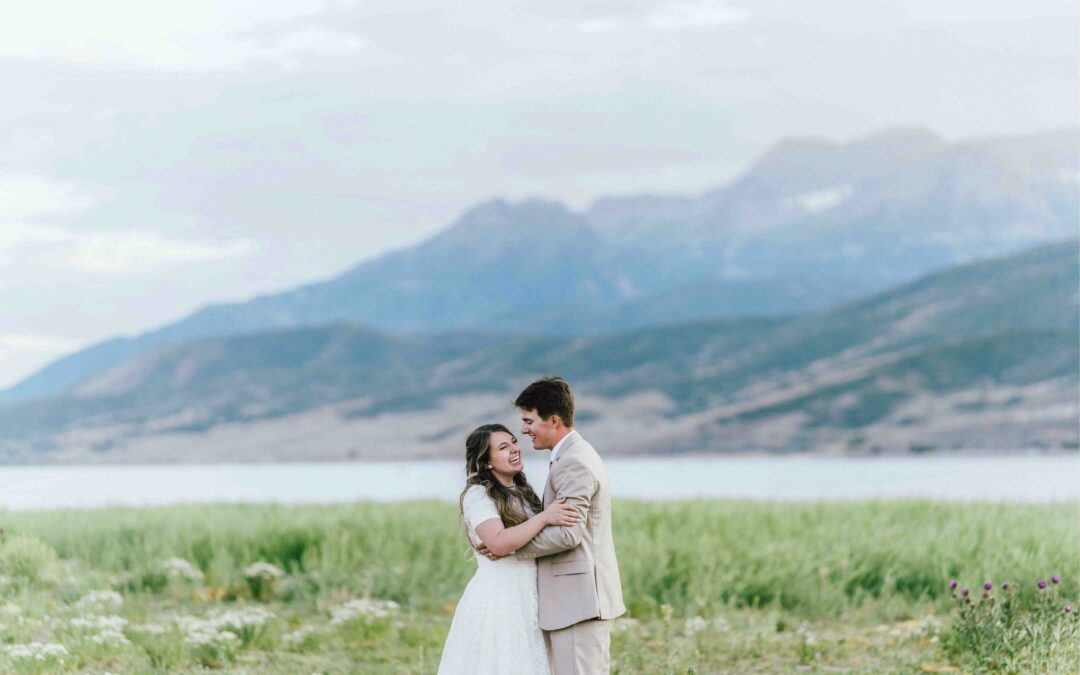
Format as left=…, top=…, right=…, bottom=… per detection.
left=219, top=630, right=239, bottom=643
left=75, top=590, right=124, bottom=612
left=796, top=625, right=818, bottom=646
left=0, top=602, right=21, bottom=617
left=612, top=617, right=639, bottom=634
left=184, top=626, right=240, bottom=647
left=90, top=629, right=131, bottom=647
left=71, top=615, right=128, bottom=632
left=283, top=624, right=319, bottom=645
left=683, top=616, right=709, bottom=636
left=329, top=598, right=400, bottom=625
left=914, top=614, right=943, bottom=637
left=209, top=606, right=275, bottom=632
left=243, top=562, right=285, bottom=580
left=712, top=616, right=730, bottom=632
left=129, top=623, right=168, bottom=634
left=3, top=642, right=68, bottom=661
left=176, top=606, right=274, bottom=645
left=162, top=557, right=204, bottom=583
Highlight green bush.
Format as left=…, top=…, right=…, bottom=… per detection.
left=0, top=534, right=59, bottom=583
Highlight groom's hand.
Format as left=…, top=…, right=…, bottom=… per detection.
left=474, top=541, right=507, bottom=561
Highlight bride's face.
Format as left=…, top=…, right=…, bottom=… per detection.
left=486, top=431, right=523, bottom=477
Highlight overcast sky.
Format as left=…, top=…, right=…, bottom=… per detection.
left=1, top=0, right=1077, bottom=389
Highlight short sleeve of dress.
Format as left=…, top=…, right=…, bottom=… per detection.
left=463, top=485, right=501, bottom=530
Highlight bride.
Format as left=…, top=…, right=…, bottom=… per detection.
left=437, top=423, right=579, bottom=675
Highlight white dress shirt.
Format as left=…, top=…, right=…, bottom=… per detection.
left=548, top=428, right=578, bottom=465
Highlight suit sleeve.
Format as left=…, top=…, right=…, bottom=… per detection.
left=515, top=456, right=596, bottom=560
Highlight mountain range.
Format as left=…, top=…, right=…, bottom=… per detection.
left=3, top=126, right=1076, bottom=409
left=1, top=239, right=1075, bottom=463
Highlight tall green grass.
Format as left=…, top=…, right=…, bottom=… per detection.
left=4, top=499, right=1074, bottom=619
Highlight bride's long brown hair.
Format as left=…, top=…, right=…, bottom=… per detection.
left=459, top=424, right=543, bottom=530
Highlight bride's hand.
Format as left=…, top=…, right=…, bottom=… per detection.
left=542, top=497, right=580, bottom=526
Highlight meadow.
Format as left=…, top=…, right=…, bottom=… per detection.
left=0, top=500, right=1076, bottom=673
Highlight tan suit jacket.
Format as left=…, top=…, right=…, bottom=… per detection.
left=516, top=430, right=626, bottom=631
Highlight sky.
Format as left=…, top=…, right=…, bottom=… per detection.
left=1, top=0, right=1077, bottom=389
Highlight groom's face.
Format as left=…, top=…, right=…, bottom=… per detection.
left=519, top=408, right=558, bottom=450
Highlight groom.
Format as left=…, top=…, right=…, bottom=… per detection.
left=484, top=376, right=625, bottom=674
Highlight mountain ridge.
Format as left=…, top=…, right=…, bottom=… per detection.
left=1, top=240, right=1075, bottom=462
left=2, top=126, right=1076, bottom=407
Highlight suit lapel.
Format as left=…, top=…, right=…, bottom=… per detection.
left=543, top=431, right=582, bottom=505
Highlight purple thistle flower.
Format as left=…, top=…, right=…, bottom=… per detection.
left=1038, top=580, right=1047, bottom=590
left=983, top=582, right=993, bottom=591
left=960, top=587, right=969, bottom=597
left=949, top=579, right=958, bottom=590
left=1051, top=575, right=1061, bottom=585
left=1001, top=582, right=1009, bottom=590
left=1066, top=605, right=1073, bottom=614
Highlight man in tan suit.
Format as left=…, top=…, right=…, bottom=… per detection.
left=492, top=376, right=626, bottom=674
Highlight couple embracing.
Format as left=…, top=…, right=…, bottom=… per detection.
left=438, top=377, right=625, bottom=675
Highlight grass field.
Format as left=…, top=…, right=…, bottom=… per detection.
left=0, top=500, right=1076, bottom=673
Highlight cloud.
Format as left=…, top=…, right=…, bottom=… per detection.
left=577, top=18, right=624, bottom=34
left=0, top=174, right=95, bottom=218
left=789, top=184, right=854, bottom=213
left=0, top=333, right=80, bottom=355
left=0, top=172, right=254, bottom=275
left=253, top=26, right=367, bottom=69
left=645, top=3, right=751, bottom=30
left=573, top=3, right=750, bottom=35
left=2, top=223, right=256, bottom=275
left=271, top=27, right=364, bottom=57
left=0, top=1, right=364, bottom=70
left=499, top=141, right=708, bottom=178
left=2, top=221, right=256, bottom=277
left=63, top=230, right=256, bottom=274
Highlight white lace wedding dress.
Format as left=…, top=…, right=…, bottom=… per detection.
left=437, top=485, right=550, bottom=674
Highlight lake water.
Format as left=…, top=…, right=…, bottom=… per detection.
left=0, top=456, right=1076, bottom=511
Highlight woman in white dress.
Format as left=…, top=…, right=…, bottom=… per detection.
left=437, top=423, right=579, bottom=675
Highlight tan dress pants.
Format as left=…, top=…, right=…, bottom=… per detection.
left=543, top=618, right=614, bottom=675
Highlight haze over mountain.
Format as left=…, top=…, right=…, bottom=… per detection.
left=2, top=241, right=1075, bottom=463
left=2, top=127, right=1076, bottom=408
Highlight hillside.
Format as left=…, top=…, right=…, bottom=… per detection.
left=1, top=241, right=1075, bottom=462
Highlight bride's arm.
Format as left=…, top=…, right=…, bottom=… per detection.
left=474, top=499, right=579, bottom=556
left=513, top=457, right=594, bottom=560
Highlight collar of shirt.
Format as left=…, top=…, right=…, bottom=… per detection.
left=549, top=429, right=578, bottom=465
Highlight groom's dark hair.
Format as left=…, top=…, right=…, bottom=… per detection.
left=515, top=376, right=575, bottom=427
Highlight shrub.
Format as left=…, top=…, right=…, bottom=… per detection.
left=0, top=535, right=59, bottom=584
left=943, top=576, right=1079, bottom=673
